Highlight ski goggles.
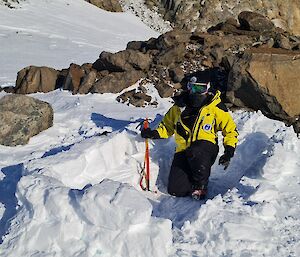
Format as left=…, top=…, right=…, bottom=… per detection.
left=187, top=82, right=210, bottom=94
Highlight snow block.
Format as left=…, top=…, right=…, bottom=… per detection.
left=0, top=175, right=172, bottom=257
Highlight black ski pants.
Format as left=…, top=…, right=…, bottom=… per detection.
left=167, top=140, right=219, bottom=197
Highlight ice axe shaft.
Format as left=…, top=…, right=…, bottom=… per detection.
left=139, top=118, right=150, bottom=191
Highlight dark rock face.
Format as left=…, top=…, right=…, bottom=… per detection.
left=84, top=0, right=122, bottom=12
left=0, top=94, right=53, bottom=146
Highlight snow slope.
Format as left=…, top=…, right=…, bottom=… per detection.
left=1, top=1, right=300, bottom=257
left=0, top=0, right=159, bottom=87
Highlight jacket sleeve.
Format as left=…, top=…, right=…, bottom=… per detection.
left=215, top=104, right=238, bottom=148
left=155, top=106, right=178, bottom=138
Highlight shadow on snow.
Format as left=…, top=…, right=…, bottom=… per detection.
left=42, top=113, right=145, bottom=159
left=91, top=113, right=145, bottom=131
left=0, top=164, right=23, bottom=244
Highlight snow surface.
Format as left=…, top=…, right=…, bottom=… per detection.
left=1, top=1, right=300, bottom=257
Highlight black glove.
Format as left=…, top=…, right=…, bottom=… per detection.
left=141, top=128, right=160, bottom=139
left=218, top=145, right=235, bottom=170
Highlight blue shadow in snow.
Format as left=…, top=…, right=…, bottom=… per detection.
left=68, top=184, right=94, bottom=225
left=209, top=132, right=273, bottom=203
left=41, top=113, right=161, bottom=160
left=42, top=145, right=73, bottom=158
left=0, top=164, right=23, bottom=244
left=91, top=113, right=163, bottom=132
left=91, top=113, right=143, bottom=131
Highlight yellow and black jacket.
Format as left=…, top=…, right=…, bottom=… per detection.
left=155, top=90, right=238, bottom=153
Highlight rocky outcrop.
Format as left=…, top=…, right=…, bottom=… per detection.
left=145, top=0, right=300, bottom=36
left=15, top=66, right=59, bottom=94
left=14, top=11, right=300, bottom=133
left=84, top=0, right=122, bottom=12
left=0, top=94, right=53, bottom=146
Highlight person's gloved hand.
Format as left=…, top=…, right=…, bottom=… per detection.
left=218, top=145, right=235, bottom=170
left=141, top=128, right=160, bottom=139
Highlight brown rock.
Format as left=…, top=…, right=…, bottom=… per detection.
left=238, top=11, right=275, bottom=32
left=228, top=48, right=300, bottom=132
left=91, top=70, right=145, bottom=93
left=15, top=66, right=59, bottom=94
left=145, top=0, right=300, bottom=36
left=155, top=29, right=190, bottom=50
left=63, top=64, right=85, bottom=94
left=247, top=48, right=300, bottom=118
left=156, top=43, right=186, bottom=66
left=155, top=81, right=174, bottom=98
left=93, top=50, right=152, bottom=72
left=78, top=69, right=97, bottom=94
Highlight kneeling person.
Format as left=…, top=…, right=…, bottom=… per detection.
left=141, top=76, right=238, bottom=200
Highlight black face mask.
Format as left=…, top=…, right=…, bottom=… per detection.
left=172, top=90, right=189, bottom=107
left=187, top=93, right=208, bottom=108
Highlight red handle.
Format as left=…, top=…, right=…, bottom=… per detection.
left=143, top=119, right=150, bottom=191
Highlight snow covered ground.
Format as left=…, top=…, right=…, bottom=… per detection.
left=1, top=1, right=300, bottom=257
left=0, top=0, right=159, bottom=87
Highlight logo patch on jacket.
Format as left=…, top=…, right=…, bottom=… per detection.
left=203, top=124, right=212, bottom=131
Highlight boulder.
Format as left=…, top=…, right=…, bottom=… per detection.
left=0, top=94, right=53, bottom=146
left=91, top=70, right=145, bottom=93
left=155, top=29, right=190, bottom=51
left=84, top=0, right=122, bottom=12
left=155, top=81, right=174, bottom=98
left=92, top=50, right=152, bottom=72
left=62, top=63, right=86, bottom=94
left=15, top=66, right=59, bottom=94
left=155, top=43, right=186, bottom=66
left=238, top=11, right=276, bottom=32
left=228, top=48, right=300, bottom=133
left=78, top=69, right=98, bottom=94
